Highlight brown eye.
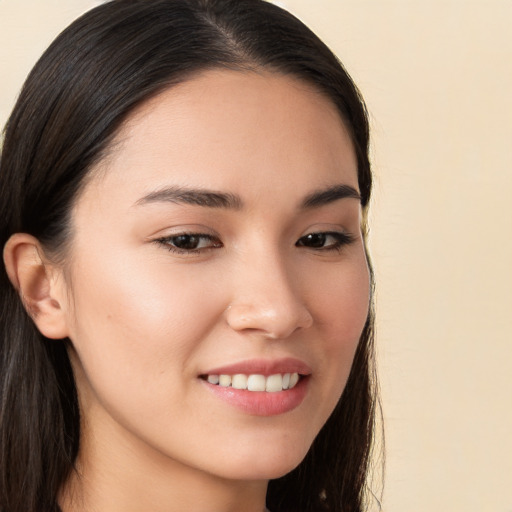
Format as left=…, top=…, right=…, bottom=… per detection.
left=155, top=233, right=223, bottom=253
left=296, top=232, right=354, bottom=250
left=298, top=233, right=328, bottom=248
left=171, top=234, right=203, bottom=250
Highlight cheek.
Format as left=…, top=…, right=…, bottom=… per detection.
left=65, top=251, right=226, bottom=402
left=313, top=253, right=370, bottom=338
left=307, top=253, right=370, bottom=399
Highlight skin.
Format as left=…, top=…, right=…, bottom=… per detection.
left=6, top=70, right=370, bottom=512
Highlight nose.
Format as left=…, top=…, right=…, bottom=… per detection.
left=225, top=251, right=313, bottom=340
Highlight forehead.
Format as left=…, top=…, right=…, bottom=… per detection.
left=84, top=69, right=358, bottom=210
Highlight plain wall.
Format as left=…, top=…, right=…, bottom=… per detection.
left=1, top=1, right=511, bottom=511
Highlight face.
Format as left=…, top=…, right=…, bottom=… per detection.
left=59, top=70, right=370, bottom=483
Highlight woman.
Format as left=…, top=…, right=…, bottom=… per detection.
left=0, top=1, right=378, bottom=511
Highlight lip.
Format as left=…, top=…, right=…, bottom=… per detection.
left=199, top=358, right=311, bottom=417
left=201, top=357, right=312, bottom=377
left=201, top=376, right=309, bottom=416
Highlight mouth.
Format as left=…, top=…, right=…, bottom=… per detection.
left=199, top=372, right=302, bottom=392
left=199, top=359, right=311, bottom=416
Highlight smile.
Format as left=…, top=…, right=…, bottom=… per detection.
left=204, top=373, right=301, bottom=392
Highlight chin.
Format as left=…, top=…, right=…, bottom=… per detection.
left=211, top=440, right=311, bottom=482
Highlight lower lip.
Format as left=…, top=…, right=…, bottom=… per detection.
left=202, top=376, right=309, bottom=416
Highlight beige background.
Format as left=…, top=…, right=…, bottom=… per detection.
left=1, top=1, right=511, bottom=511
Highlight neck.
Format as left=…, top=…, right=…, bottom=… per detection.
left=59, top=414, right=269, bottom=512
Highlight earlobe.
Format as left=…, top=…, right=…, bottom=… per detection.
left=3, top=233, right=70, bottom=339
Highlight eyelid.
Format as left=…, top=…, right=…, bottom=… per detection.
left=146, top=223, right=219, bottom=239
left=296, top=230, right=356, bottom=251
left=153, top=231, right=223, bottom=255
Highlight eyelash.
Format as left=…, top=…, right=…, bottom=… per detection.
left=295, top=231, right=355, bottom=252
left=154, top=233, right=222, bottom=255
left=154, top=231, right=355, bottom=255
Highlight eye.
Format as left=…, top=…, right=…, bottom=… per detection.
left=296, top=231, right=354, bottom=251
left=154, top=233, right=222, bottom=254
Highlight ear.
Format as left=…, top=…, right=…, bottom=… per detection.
left=3, top=233, right=70, bottom=339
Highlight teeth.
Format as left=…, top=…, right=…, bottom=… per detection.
left=266, top=374, right=283, bottom=392
left=205, top=372, right=300, bottom=392
left=207, top=374, right=219, bottom=385
left=247, top=374, right=266, bottom=391
left=219, top=374, right=232, bottom=387
left=232, top=374, right=248, bottom=390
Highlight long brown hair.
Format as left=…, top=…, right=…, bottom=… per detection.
left=0, top=1, right=378, bottom=511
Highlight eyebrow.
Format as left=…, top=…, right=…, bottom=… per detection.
left=134, top=186, right=243, bottom=210
left=134, top=183, right=360, bottom=210
left=300, top=184, right=361, bottom=208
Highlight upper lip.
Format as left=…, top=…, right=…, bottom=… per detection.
left=201, top=357, right=312, bottom=377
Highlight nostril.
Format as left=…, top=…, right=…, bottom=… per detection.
left=225, top=300, right=312, bottom=339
